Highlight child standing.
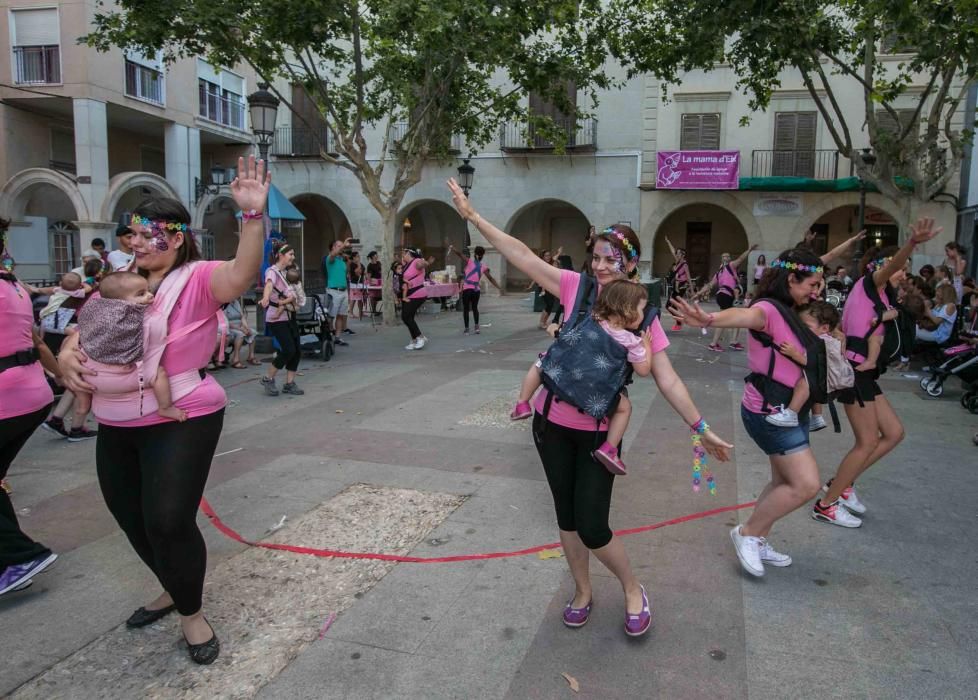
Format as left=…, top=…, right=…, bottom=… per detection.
left=511, top=280, right=652, bottom=475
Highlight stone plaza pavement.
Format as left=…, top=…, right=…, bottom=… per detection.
left=1, top=294, right=976, bottom=699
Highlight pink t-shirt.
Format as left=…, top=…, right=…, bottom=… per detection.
left=403, top=259, right=426, bottom=299
left=0, top=281, right=53, bottom=419
left=673, top=261, right=689, bottom=283
left=840, top=276, right=890, bottom=363
left=264, top=266, right=291, bottom=323
left=742, top=300, right=806, bottom=414
left=715, top=262, right=738, bottom=294
left=598, top=320, right=647, bottom=363
left=98, top=261, right=226, bottom=427
left=462, top=258, right=488, bottom=291
left=533, top=270, right=668, bottom=430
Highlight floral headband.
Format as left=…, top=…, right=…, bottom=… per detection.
left=601, top=227, right=639, bottom=260
left=866, top=257, right=893, bottom=273
left=130, top=214, right=189, bottom=233
left=771, top=259, right=823, bottom=274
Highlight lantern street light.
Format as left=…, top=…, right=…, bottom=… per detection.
left=457, top=157, right=476, bottom=250
left=247, top=82, right=280, bottom=162
left=194, top=165, right=227, bottom=205
left=854, top=147, right=878, bottom=267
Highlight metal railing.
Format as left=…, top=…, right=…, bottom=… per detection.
left=270, top=126, right=335, bottom=157
left=13, top=45, right=60, bottom=84
left=199, top=86, right=245, bottom=130
left=499, top=117, right=597, bottom=151
left=125, top=60, right=164, bottom=104
left=49, top=160, right=76, bottom=175
left=386, top=122, right=463, bottom=154
left=751, top=149, right=840, bottom=179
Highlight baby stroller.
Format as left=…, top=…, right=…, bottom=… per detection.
left=918, top=341, right=978, bottom=402
left=294, top=293, right=334, bottom=360
left=825, top=279, right=848, bottom=309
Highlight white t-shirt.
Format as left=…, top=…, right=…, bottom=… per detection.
left=107, top=249, right=134, bottom=271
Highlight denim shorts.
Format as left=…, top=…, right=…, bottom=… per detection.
left=740, top=405, right=811, bottom=456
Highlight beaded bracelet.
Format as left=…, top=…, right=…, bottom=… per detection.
left=690, top=418, right=717, bottom=495
left=242, top=209, right=264, bottom=222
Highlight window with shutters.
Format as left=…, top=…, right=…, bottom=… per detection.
left=197, top=60, right=245, bottom=130
left=680, top=113, right=721, bottom=150
left=772, top=112, right=817, bottom=177
left=275, top=84, right=331, bottom=156
left=880, top=24, right=916, bottom=54
left=10, top=8, right=61, bottom=84
left=875, top=109, right=918, bottom=137
left=528, top=81, right=577, bottom=148
left=125, top=51, right=164, bottom=105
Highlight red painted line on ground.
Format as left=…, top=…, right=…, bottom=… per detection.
left=199, top=497, right=757, bottom=564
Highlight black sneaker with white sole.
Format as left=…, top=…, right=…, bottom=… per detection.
left=67, top=427, right=98, bottom=442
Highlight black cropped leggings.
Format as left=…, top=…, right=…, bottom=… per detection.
left=532, top=412, right=616, bottom=549
left=1, top=403, right=53, bottom=568
left=267, top=320, right=301, bottom=372
left=461, top=289, right=481, bottom=329
left=96, top=409, right=224, bottom=615
left=402, top=297, right=425, bottom=339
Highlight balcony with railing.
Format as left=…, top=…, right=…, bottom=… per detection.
left=270, top=126, right=337, bottom=158
left=125, top=60, right=164, bottom=105
left=499, top=117, right=597, bottom=152
left=13, top=45, right=60, bottom=85
left=751, top=149, right=841, bottom=179
left=386, top=122, right=462, bottom=154
left=198, top=84, right=245, bottom=130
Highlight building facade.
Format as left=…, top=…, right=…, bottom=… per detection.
left=1, top=2, right=963, bottom=286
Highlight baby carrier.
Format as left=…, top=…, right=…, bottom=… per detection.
left=83, top=262, right=214, bottom=421
left=745, top=298, right=843, bottom=431
left=714, top=263, right=737, bottom=297
left=463, top=260, right=483, bottom=289
left=845, top=276, right=904, bottom=377
left=539, top=275, right=659, bottom=427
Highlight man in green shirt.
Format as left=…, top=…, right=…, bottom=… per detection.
left=322, top=237, right=352, bottom=344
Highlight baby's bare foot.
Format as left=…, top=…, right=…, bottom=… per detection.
left=159, top=406, right=188, bottom=422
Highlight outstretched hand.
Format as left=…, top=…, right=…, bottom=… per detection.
left=447, top=178, right=475, bottom=221
left=230, top=155, right=271, bottom=213
left=667, top=297, right=713, bottom=328
left=909, top=217, right=943, bottom=245
left=701, top=430, right=733, bottom=462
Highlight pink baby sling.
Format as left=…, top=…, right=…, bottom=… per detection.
left=86, top=262, right=211, bottom=422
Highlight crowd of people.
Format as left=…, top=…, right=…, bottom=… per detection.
left=1, top=166, right=975, bottom=669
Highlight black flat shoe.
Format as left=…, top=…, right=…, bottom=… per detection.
left=185, top=621, right=220, bottom=665
left=126, top=604, right=177, bottom=628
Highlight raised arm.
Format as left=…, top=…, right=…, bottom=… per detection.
left=732, top=243, right=758, bottom=270
left=446, top=243, right=467, bottom=264
left=665, top=236, right=679, bottom=261
left=209, top=155, right=271, bottom=304
left=448, top=178, right=561, bottom=296
left=821, top=231, right=866, bottom=265
left=668, top=296, right=768, bottom=332
left=872, top=218, right=943, bottom=288
left=484, top=270, right=503, bottom=293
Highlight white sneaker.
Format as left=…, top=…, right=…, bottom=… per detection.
left=415, top=336, right=427, bottom=349
left=405, top=339, right=420, bottom=350
left=809, top=414, right=828, bottom=432
left=820, top=482, right=867, bottom=515
left=765, top=405, right=799, bottom=427
left=730, top=526, right=764, bottom=577
left=758, top=537, right=792, bottom=567
left=811, top=499, right=862, bottom=528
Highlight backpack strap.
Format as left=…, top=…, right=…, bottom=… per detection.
left=463, top=260, right=482, bottom=286
left=565, top=274, right=597, bottom=330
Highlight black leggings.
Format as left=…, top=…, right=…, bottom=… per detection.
left=402, top=297, right=425, bottom=339
left=267, top=320, right=301, bottom=372
left=532, top=412, right=616, bottom=549
left=96, top=409, right=225, bottom=615
left=1, top=403, right=53, bottom=568
left=462, top=289, right=481, bottom=329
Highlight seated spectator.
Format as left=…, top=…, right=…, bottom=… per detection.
left=916, top=284, right=958, bottom=344
left=918, top=264, right=935, bottom=283
left=224, top=297, right=259, bottom=367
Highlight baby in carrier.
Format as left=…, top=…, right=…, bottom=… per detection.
left=511, top=279, right=652, bottom=475
left=283, top=266, right=306, bottom=313
left=766, top=301, right=851, bottom=427
left=76, top=271, right=187, bottom=422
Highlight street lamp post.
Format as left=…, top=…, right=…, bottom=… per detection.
left=247, top=83, right=280, bottom=333
left=457, top=157, right=475, bottom=251
left=194, top=165, right=227, bottom=205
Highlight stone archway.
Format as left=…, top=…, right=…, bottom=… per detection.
left=291, top=193, right=352, bottom=288
left=802, top=199, right=901, bottom=256
left=201, top=195, right=240, bottom=261
left=102, top=172, right=180, bottom=223
left=503, top=199, right=590, bottom=285
left=397, top=199, right=466, bottom=272
left=0, top=167, right=89, bottom=221
left=650, top=203, right=749, bottom=283
left=791, top=192, right=904, bottom=249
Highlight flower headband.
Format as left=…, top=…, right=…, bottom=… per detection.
left=771, top=259, right=823, bottom=274
left=601, top=227, right=639, bottom=260
left=866, top=256, right=893, bottom=273
left=130, top=214, right=190, bottom=233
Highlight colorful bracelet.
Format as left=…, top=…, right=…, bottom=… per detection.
left=242, top=209, right=264, bottom=222
left=690, top=419, right=716, bottom=495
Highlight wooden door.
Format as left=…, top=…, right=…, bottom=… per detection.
left=686, top=223, right=712, bottom=282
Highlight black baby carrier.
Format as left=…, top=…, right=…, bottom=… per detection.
left=745, top=298, right=840, bottom=430
left=845, top=276, right=904, bottom=378
left=539, top=275, right=659, bottom=427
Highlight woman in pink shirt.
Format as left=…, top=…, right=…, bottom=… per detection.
left=58, top=155, right=271, bottom=665
left=0, top=233, right=64, bottom=597
left=448, top=179, right=732, bottom=638
left=694, top=244, right=757, bottom=351
left=665, top=236, right=691, bottom=331
left=818, top=219, right=942, bottom=526
left=400, top=247, right=431, bottom=350
left=448, top=243, right=503, bottom=334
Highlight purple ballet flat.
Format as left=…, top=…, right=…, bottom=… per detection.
left=562, top=598, right=593, bottom=628
left=624, top=585, right=652, bottom=637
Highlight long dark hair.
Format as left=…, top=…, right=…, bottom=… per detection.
left=757, top=254, right=767, bottom=266
left=132, top=197, right=200, bottom=276
left=755, top=247, right=824, bottom=308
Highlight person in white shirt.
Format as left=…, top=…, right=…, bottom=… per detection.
left=106, top=224, right=136, bottom=271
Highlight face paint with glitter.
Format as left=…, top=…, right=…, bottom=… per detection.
left=152, top=230, right=169, bottom=252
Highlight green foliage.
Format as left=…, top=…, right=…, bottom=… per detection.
left=605, top=0, right=978, bottom=205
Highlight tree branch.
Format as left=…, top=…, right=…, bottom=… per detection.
left=811, top=55, right=852, bottom=152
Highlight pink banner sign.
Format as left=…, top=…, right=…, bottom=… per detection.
left=656, top=151, right=740, bottom=190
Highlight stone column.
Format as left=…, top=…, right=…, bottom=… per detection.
left=481, top=247, right=506, bottom=295
left=72, top=98, right=109, bottom=235
left=165, top=123, right=201, bottom=212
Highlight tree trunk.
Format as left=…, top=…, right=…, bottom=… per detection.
left=380, top=209, right=399, bottom=326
